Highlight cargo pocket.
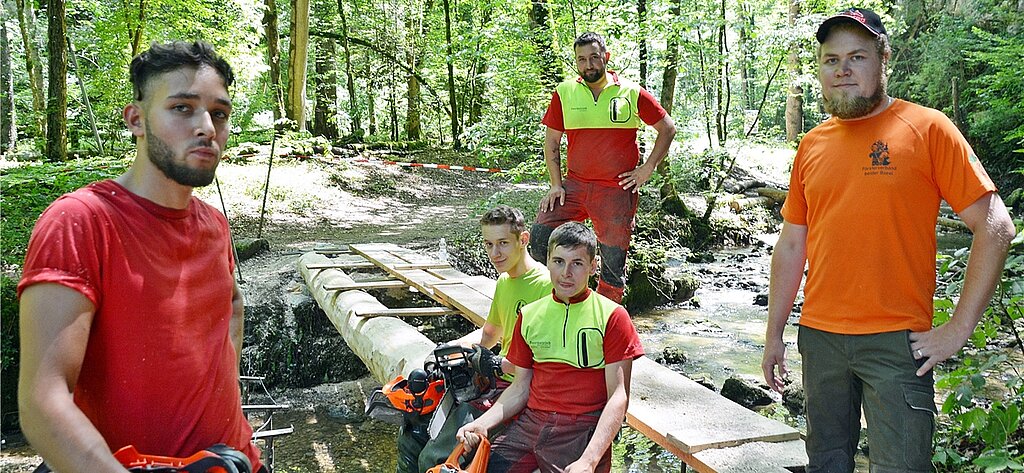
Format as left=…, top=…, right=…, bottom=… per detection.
left=898, top=383, right=937, bottom=469
left=902, top=384, right=937, bottom=416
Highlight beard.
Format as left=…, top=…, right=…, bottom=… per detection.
left=823, top=72, right=888, bottom=119
left=146, top=121, right=218, bottom=187
left=581, top=66, right=605, bottom=84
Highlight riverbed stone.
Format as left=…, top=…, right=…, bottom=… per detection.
left=782, top=381, right=805, bottom=415
left=721, top=376, right=774, bottom=409
left=657, top=346, right=688, bottom=365
left=753, top=292, right=768, bottom=306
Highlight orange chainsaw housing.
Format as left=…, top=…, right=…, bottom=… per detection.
left=382, top=375, right=445, bottom=415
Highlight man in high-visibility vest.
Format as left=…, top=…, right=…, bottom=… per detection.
left=529, top=31, right=677, bottom=303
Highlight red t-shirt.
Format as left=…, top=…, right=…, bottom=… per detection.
left=18, top=180, right=261, bottom=469
left=507, top=291, right=644, bottom=414
left=542, top=73, right=668, bottom=186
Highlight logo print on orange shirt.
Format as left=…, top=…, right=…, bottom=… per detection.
left=870, top=140, right=890, bottom=166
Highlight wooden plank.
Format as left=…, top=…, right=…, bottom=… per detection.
left=355, top=307, right=461, bottom=318
left=394, top=263, right=453, bottom=270
left=323, top=280, right=407, bottom=291
left=305, top=261, right=377, bottom=269
left=313, top=248, right=351, bottom=254
left=693, top=440, right=807, bottom=473
left=251, top=426, right=294, bottom=440
left=627, top=358, right=800, bottom=455
left=431, top=283, right=490, bottom=326
left=242, top=404, right=291, bottom=412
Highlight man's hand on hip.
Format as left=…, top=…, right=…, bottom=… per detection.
left=909, top=321, right=974, bottom=376
left=540, top=185, right=565, bottom=211
left=618, top=165, right=654, bottom=193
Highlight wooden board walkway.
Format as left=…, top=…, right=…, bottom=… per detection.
left=302, top=243, right=807, bottom=472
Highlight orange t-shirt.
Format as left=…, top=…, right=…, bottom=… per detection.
left=781, top=99, right=996, bottom=334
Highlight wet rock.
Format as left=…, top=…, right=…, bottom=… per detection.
left=657, top=346, right=688, bottom=365
left=753, top=292, right=769, bottom=306
left=692, top=373, right=717, bottom=391
left=782, top=382, right=805, bottom=415
left=623, top=268, right=699, bottom=313
left=235, top=237, right=270, bottom=262
left=721, top=376, right=773, bottom=410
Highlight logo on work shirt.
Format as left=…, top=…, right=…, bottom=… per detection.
left=863, top=140, right=896, bottom=176
left=609, top=97, right=632, bottom=123
left=515, top=300, right=527, bottom=314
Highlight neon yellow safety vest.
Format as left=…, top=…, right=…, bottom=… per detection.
left=555, top=77, right=644, bottom=130
left=518, top=291, right=622, bottom=369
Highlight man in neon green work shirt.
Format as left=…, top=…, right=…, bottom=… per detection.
left=400, top=205, right=552, bottom=472
left=458, top=222, right=645, bottom=473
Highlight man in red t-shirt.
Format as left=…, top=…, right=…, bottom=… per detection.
left=18, top=41, right=262, bottom=472
left=529, top=32, right=676, bottom=303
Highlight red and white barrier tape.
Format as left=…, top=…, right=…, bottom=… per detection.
left=351, top=158, right=504, bottom=173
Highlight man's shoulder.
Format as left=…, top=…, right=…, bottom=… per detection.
left=41, top=180, right=118, bottom=217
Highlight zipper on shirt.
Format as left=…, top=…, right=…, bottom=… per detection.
left=562, top=301, right=570, bottom=347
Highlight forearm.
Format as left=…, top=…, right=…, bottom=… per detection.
left=543, top=130, right=564, bottom=188
left=20, top=390, right=126, bottom=472
left=473, top=376, right=529, bottom=431
left=642, top=125, right=676, bottom=172
left=948, top=222, right=1015, bottom=334
left=766, top=247, right=805, bottom=342
left=230, top=284, right=245, bottom=367
left=577, top=389, right=628, bottom=466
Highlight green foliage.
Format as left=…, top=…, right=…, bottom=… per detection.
left=932, top=224, right=1024, bottom=472
left=890, top=1, right=1024, bottom=193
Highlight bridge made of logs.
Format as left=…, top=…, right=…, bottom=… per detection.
left=298, top=243, right=807, bottom=472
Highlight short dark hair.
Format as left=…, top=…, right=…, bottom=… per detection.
left=479, top=205, right=527, bottom=235
left=548, top=222, right=597, bottom=260
left=129, top=40, right=234, bottom=101
left=573, top=32, right=606, bottom=53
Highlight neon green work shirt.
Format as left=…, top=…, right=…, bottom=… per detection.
left=487, top=265, right=552, bottom=380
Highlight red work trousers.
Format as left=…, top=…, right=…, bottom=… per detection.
left=529, top=177, right=637, bottom=303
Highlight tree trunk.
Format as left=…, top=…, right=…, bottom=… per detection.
left=15, top=0, right=45, bottom=138
left=337, top=0, right=362, bottom=136
left=528, top=0, right=560, bottom=90
left=467, top=10, right=491, bottom=125
left=696, top=29, right=713, bottom=149
left=263, top=0, right=285, bottom=120
left=442, top=0, right=460, bottom=149
left=366, top=61, right=377, bottom=136
left=738, top=1, right=753, bottom=109
left=637, top=0, right=647, bottom=89
left=1, top=21, right=15, bottom=153
left=286, top=0, right=310, bottom=130
left=405, top=0, right=429, bottom=141
left=784, top=0, right=803, bottom=142
left=389, top=87, right=398, bottom=141
left=124, top=0, right=146, bottom=58
left=656, top=0, right=692, bottom=218
left=45, top=0, right=67, bottom=161
left=67, top=39, right=103, bottom=154
left=715, top=0, right=729, bottom=146
left=312, top=37, right=339, bottom=139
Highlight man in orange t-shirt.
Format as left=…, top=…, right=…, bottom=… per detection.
left=760, top=9, right=1015, bottom=473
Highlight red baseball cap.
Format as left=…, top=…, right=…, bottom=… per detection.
left=816, top=8, right=887, bottom=43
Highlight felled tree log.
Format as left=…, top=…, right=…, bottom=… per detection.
left=298, top=252, right=434, bottom=384
left=937, top=217, right=970, bottom=233
left=755, top=187, right=788, bottom=203
left=726, top=179, right=766, bottom=193
left=729, top=196, right=774, bottom=212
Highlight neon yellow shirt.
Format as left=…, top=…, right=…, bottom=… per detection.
left=486, top=265, right=552, bottom=380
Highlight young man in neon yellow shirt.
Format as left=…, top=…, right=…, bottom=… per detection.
left=401, top=205, right=552, bottom=472
left=457, top=221, right=644, bottom=473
